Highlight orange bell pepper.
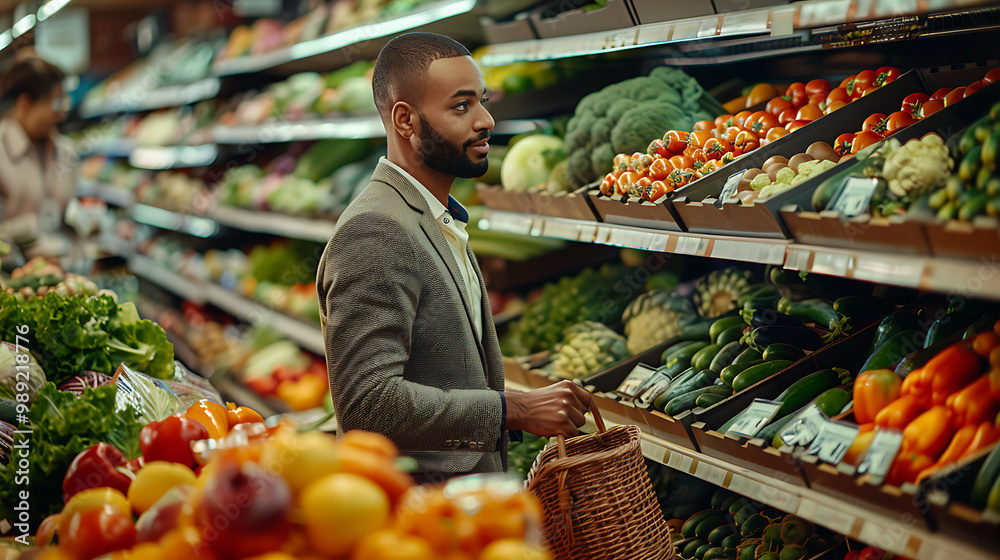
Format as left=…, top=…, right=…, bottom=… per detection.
left=185, top=400, right=230, bottom=439
left=226, top=402, right=265, bottom=426
left=886, top=451, right=935, bottom=487
left=875, top=394, right=923, bottom=430
left=927, top=345, right=982, bottom=405
left=916, top=423, right=978, bottom=481
left=854, top=369, right=902, bottom=424
left=843, top=429, right=876, bottom=466
left=902, top=406, right=955, bottom=458
left=972, top=331, right=999, bottom=358
left=990, top=364, right=1000, bottom=401
left=958, top=421, right=1000, bottom=461
left=947, top=375, right=998, bottom=428
left=275, top=374, right=328, bottom=411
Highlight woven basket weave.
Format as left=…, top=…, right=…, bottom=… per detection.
left=526, top=403, right=675, bottom=560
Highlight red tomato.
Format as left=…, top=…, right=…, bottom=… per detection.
left=693, top=119, right=714, bottom=132
left=847, top=70, right=876, bottom=98
left=778, top=107, right=797, bottom=126
left=965, top=81, right=985, bottom=97
left=826, top=86, right=850, bottom=106
left=648, top=157, right=672, bottom=181
left=984, top=68, right=1000, bottom=85
left=930, top=87, right=951, bottom=100
left=732, top=130, right=759, bottom=156
left=874, top=66, right=902, bottom=86
left=630, top=152, right=654, bottom=174
left=722, top=126, right=744, bottom=143
left=645, top=180, right=669, bottom=202
left=702, top=137, right=731, bottom=160
left=647, top=138, right=670, bottom=158
left=688, top=148, right=708, bottom=164
left=612, top=153, right=630, bottom=173
left=886, top=110, right=916, bottom=133
left=834, top=133, right=856, bottom=157
left=796, top=103, right=824, bottom=122
left=766, top=127, right=790, bottom=143
left=745, top=111, right=778, bottom=136
left=36, top=514, right=61, bottom=546
left=825, top=100, right=848, bottom=115
left=599, top=173, right=616, bottom=196
left=714, top=114, right=735, bottom=131
left=766, top=96, right=792, bottom=117
left=852, top=130, right=883, bottom=154
left=943, top=87, right=966, bottom=107
left=862, top=113, right=889, bottom=137
left=666, top=167, right=694, bottom=190
left=920, top=99, right=944, bottom=118
left=787, top=120, right=811, bottom=132
left=785, top=82, right=808, bottom=107
left=669, top=155, right=694, bottom=170
left=852, top=82, right=874, bottom=99
left=140, top=415, right=210, bottom=467
left=688, top=130, right=714, bottom=149
left=59, top=505, right=136, bottom=560
left=805, top=79, right=831, bottom=100
left=901, top=92, right=930, bottom=118
left=734, top=110, right=754, bottom=128
left=663, top=130, right=689, bottom=153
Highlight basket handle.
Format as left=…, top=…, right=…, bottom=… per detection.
left=556, top=399, right=605, bottom=459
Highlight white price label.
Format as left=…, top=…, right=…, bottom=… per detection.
left=799, top=0, right=851, bottom=27
left=577, top=224, right=598, bottom=242
left=498, top=214, right=533, bottom=235
left=798, top=499, right=856, bottom=535
left=695, top=461, right=728, bottom=487
left=727, top=474, right=750, bottom=495
left=726, top=399, right=782, bottom=438
left=647, top=234, right=670, bottom=252
left=617, top=363, right=660, bottom=397
left=830, top=176, right=880, bottom=218
left=672, top=21, right=701, bottom=40
left=675, top=236, right=705, bottom=255
left=857, top=429, right=904, bottom=485
left=718, top=170, right=745, bottom=203
left=667, top=449, right=683, bottom=469
left=678, top=454, right=694, bottom=473
left=807, top=420, right=860, bottom=465
left=811, top=251, right=851, bottom=278
left=780, top=405, right=827, bottom=448
left=758, top=485, right=799, bottom=511
left=873, top=0, right=917, bottom=17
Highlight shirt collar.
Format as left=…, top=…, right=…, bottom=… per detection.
left=379, top=157, right=469, bottom=223
left=1, top=118, right=32, bottom=160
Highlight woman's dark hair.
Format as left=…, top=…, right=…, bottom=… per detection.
left=1, top=57, right=64, bottom=104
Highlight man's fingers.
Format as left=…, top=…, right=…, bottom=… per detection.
left=567, top=382, right=593, bottom=412
left=566, top=406, right=586, bottom=429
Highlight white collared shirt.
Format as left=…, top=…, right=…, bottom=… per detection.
left=380, top=157, right=483, bottom=340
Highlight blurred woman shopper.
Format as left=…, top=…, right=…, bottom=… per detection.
left=0, top=56, right=76, bottom=260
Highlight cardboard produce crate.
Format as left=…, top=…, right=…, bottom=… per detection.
left=921, top=446, right=999, bottom=543
left=588, top=189, right=686, bottom=231
left=525, top=186, right=602, bottom=221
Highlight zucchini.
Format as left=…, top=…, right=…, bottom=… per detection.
left=733, top=347, right=764, bottom=365
left=759, top=409, right=803, bottom=448
left=777, top=298, right=847, bottom=339
left=696, top=543, right=713, bottom=559
left=682, top=509, right=720, bottom=539
left=693, top=343, right=724, bottom=372
left=710, top=489, right=730, bottom=510
left=716, top=325, right=746, bottom=346
left=710, top=341, right=745, bottom=373
left=703, top=547, right=735, bottom=560
left=774, top=368, right=852, bottom=420
left=743, top=292, right=782, bottom=314
left=742, top=308, right=804, bottom=329
left=696, top=392, right=728, bottom=409
left=778, top=545, right=808, bottom=560
left=970, top=444, right=1000, bottom=508
left=740, top=513, right=769, bottom=538
left=659, top=356, right=697, bottom=381
left=832, top=295, right=895, bottom=318
left=739, top=285, right=778, bottom=308
left=665, top=385, right=732, bottom=416
left=720, top=494, right=743, bottom=514
left=721, top=534, right=742, bottom=549
left=812, top=387, right=851, bottom=417
left=744, top=326, right=825, bottom=352
left=662, top=341, right=710, bottom=366
left=860, top=329, right=924, bottom=372
left=731, top=360, right=794, bottom=393
left=711, top=316, right=748, bottom=342
left=734, top=502, right=760, bottom=526
left=695, top=514, right=730, bottom=539
left=762, top=343, right=806, bottom=362
left=681, top=320, right=715, bottom=341
left=654, top=370, right=715, bottom=411
left=661, top=340, right=704, bottom=363
left=959, top=144, right=983, bottom=183
left=684, top=539, right=706, bottom=558
left=869, top=311, right=925, bottom=353
left=721, top=360, right=764, bottom=387
left=959, top=191, right=990, bottom=221
left=923, top=311, right=977, bottom=348
left=708, top=525, right=738, bottom=546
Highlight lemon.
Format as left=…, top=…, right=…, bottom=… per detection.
left=127, top=461, right=197, bottom=514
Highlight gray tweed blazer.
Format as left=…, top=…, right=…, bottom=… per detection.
left=317, top=161, right=507, bottom=474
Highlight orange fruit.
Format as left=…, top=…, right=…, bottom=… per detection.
left=351, top=529, right=435, bottom=560
left=479, top=539, right=550, bottom=560
left=745, top=83, right=779, bottom=108
left=300, top=473, right=390, bottom=557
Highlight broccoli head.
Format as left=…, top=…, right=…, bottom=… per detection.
left=565, top=112, right=597, bottom=152
left=568, top=147, right=596, bottom=186
left=590, top=117, right=613, bottom=147
left=590, top=143, right=616, bottom=180
left=606, top=98, right=634, bottom=123
left=611, top=101, right=687, bottom=155
left=620, top=76, right=664, bottom=102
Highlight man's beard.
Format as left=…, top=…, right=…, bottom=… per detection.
left=415, top=112, right=489, bottom=179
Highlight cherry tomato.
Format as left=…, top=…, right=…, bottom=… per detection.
left=647, top=138, right=670, bottom=158
left=766, top=96, right=792, bottom=117
left=826, top=86, right=850, bottom=106
left=733, top=130, right=760, bottom=156
left=140, top=415, right=209, bottom=467
left=745, top=111, right=778, bottom=136
left=901, top=92, right=930, bottom=118
left=796, top=103, right=823, bottom=122
left=787, top=120, right=811, bottom=132
left=663, top=130, right=689, bottom=153
left=765, top=127, right=790, bottom=143
left=983, top=68, right=1000, bottom=85
left=920, top=99, right=944, bottom=118
left=965, top=81, right=984, bottom=97
left=703, top=137, right=732, bottom=160
left=714, top=114, right=735, bottom=131
left=647, top=157, right=672, bottom=181
left=840, top=74, right=856, bottom=89
left=693, top=120, right=714, bottom=132
left=785, top=82, right=808, bottom=107
left=852, top=130, right=883, bottom=154
left=688, top=130, right=714, bottom=149
left=943, top=87, right=966, bottom=107
left=847, top=70, right=876, bottom=98
left=930, top=87, right=951, bottom=100
left=825, top=100, right=848, bottom=115
left=777, top=107, right=797, bottom=126
left=669, top=155, right=694, bottom=170
left=875, top=66, right=901, bottom=86
left=805, top=79, right=831, bottom=101
left=834, top=133, right=856, bottom=157
left=862, top=113, right=889, bottom=137
left=886, top=111, right=916, bottom=133
left=734, top=110, right=754, bottom=128
left=60, top=505, right=137, bottom=560
left=612, top=153, right=630, bottom=173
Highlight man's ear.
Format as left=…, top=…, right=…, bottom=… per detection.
left=391, top=101, right=416, bottom=139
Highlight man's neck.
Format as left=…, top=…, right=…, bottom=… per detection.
left=387, top=151, right=453, bottom=208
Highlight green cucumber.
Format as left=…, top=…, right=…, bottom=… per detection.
left=740, top=513, right=769, bottom=538
left=832, top=295, right=896, bottom=318
left=682, top=509, right=720, bottom=539
left=654, top=370, right=715, bottom=411
left=739, top=285, right=778, bottom=308
left=860, top=329, right=924, bottom=372
left=708, top=525, right=738, bottom=546
left=693, top=343, right=724, bottom=372
left=738, top=544, right=757, bottom=560
left=774, top=368, right=852, bottom=420
left=716, top=325, right=746, bottom=346
left=695, top=514, right=730, bottom=539
left=696, top=543, right=713, bottom=559
left=711, top=316, right=748, bottom=342
left=763, top=523, right=782, bottom=545
left=721, top=360, right=764, bottom=387
left=662, top=340, right=710, bottom=366
left=758, top=412, right=801, bottom=448
left=734, top=502, right=759, bottom=526
left=733, top=347, right=764, bottom=365
left=681, top=320, right=714, bottom=341
left=959, top=145, right=983, bottom=183
left=720, top=494, right=743, bottom=515
left=709, top=341, right=745, bottom=373
left=812, top=387, right=851, bottom=417
left=665, top=385, right=732, bottom=416
left=696, top=392, right=728, bottom=409
left=761, top=343, right=806, bottom=362
left=970, top=444, right=1000, bottom=508
left=711, top=489, right=731, bottom=509
left=731, top=360, right=794, bottom=393
left=778, top=298, right=847, bottom=338
left=661, top=340, right=704, bottom=364
left=868, top=311, right=924, bottom=353
left=684, top=539, right=706, bottom=558
left=721, top=534, right=742, bottom=549
left=704, top=546, right=737, bottom=560
left=778, top=545, right=808, bottom=560
left=960, top=191, right=990, bottom=221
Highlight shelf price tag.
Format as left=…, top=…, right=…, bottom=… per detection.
left=718, top=171, right=745, bottom=204
left=806, top=420, right=860, bottom=465
left=726, top=399, right=781, bottom=439
left=675, top=236, right=705, bottom=255
left=829, top=176, right=881, bottom=218
left=857, top=429, right=904, bottom=486
left=779, top=404, right=827, bottom=448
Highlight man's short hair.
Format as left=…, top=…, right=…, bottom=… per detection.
left=372, top=32, right=471, bottom=117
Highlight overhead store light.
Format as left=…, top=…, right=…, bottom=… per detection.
left=37, top=0, right=71, bottom=22
left=11, top=13, right=35, bottom=37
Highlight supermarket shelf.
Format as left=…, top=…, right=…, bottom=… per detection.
left=77, top=179, right=135, bottom=207
left=211, top=116, right=547, bottom=143
left=130, top=204, right=220, bottom=238
left=129, top=254, right=206, bottom=304
left=629, top=428, right=996, bottom=560
left=478, top=0, right=997, bottom=66
left=206, top=205, right=337, bottom=243
left=211, top=0, right=478, bottom=76
left=203, top=283, right=326, bottom=356
left=128, top=144, right=218, bottom=170
left=79, top=77, right=221, bottom=118
left=77, top=139, right=137, bottom=158
left=482, top=209, right=1000, bottom=300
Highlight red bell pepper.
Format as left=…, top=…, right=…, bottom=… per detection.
left=875, top=394, right=923, bottom=430
left=886, top=451, right=935, bottom=487
left=844, top=551, right=862, bottom=560
left=990, top=364, right=1000, bottom=401
left=946, top=375, right=998, bottom=428
left=139, top=414, right=209, bottom=467
left=62, top=443, right=133, bottom=499
left=902, top=406, right=955, bottom=458
left=958, top=421, right=1000, bottom=461
left=927, top=345, right=982, bottom=405
left=854, top=369, right=902, bottom=424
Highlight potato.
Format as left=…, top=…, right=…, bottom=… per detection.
left=787, top=153, right=815, bottom=172
left=766, top=163, right=788, bottom=182
left=806, top=142, right=838, bottom=162
left=738, top=168, right=764, bottom=191
left=762, top=155, right=789, bottom=170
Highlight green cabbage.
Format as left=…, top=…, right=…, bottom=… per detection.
left=500, top=134, right=567, bottom=192
left=0, top=341, right=46, bottom=403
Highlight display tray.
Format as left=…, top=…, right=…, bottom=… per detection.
left=780, top=210, right=933, bottom=255
left=476, top=184, right=533, bottom=213
left=587, top=189, right=685, bottom=231
left=922, top=447, right=1000, bottom=547
left=924, top=218, right=1000, bottom=260
left=529, top=0, right=635, bottom=39
left=525, top=186, right=601, bottom=221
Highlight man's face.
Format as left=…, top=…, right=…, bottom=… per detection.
left=412, top=56, right=494, bottom=179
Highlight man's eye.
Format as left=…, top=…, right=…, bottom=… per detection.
left=455, top=101, right=469, bottom=110
left=481, top=97, right=490, bottom=104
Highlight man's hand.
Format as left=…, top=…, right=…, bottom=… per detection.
left=505, top=380, right=593, bottom=438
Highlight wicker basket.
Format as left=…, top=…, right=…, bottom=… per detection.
left=526, top=403, right=676, bottom=560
